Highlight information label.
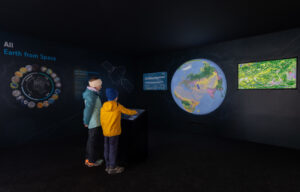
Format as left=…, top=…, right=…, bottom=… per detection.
left=143, top=72, right=167, bottom=90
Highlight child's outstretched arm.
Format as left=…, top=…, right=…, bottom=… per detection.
left=119, top=104, right=137, bottom=115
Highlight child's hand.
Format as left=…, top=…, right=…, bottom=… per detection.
left=84, top=124, right=88, bottom=128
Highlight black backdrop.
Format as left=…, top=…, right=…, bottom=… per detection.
left=0, top=31, right=138, bottom=147
left=135, top=28, right=300, bottom=149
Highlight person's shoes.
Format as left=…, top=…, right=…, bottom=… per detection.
left=95, top=159, right=103, bottom=165
left=84, top=159, right=102, bottom=167
left=106, top=166, right=125, bottom=174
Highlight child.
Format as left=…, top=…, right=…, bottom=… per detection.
left=82, top=77, right=104, bottom=167
left=100, top=88, right=137, bottom=174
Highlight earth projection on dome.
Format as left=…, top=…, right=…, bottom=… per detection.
left=171, top=59, right=227, bottom=115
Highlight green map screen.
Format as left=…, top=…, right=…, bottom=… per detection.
left=238, top=58, right=297, bottom=89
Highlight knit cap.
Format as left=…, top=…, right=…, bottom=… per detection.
left=106, top=88, right=118, bottom=101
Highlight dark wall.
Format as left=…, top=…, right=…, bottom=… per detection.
left=136, top=28, right=300, bottom=149
left=3, top=27, right=300, bottom=150
left=0, top=31, right=138, bottom=147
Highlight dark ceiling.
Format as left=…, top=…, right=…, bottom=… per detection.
left=0, top=0, right=299, bottom=53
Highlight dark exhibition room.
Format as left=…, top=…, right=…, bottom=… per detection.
left=1, top=0, right=300, bottom=192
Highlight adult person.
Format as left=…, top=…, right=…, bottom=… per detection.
left=82, top=77, right=103, bottom=167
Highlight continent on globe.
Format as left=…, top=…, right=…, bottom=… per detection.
left=174, top=91, right=199, bottom=113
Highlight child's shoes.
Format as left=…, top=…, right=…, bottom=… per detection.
left=106, top=166, right=124, bottom=174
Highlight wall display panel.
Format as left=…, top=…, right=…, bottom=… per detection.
left=10, top=65, right=61, bottom=109
left=238, top=58, right=297, bottom=89
left=143, top=72, right=167, bottom=90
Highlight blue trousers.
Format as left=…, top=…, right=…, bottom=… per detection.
left=104, top=136, right=119, bottom=168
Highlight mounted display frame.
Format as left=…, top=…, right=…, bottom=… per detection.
left=143, top=72, right=168, bottom=91
left=237, top=57, right=298, bottom=90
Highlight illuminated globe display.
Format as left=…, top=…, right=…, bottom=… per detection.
left=171, top=59, right=227, bottom=115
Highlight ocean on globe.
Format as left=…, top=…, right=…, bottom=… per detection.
left=171, top=59, right=227, bottom=115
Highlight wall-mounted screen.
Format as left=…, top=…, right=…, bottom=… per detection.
left=143, top=72, right=167, bottom=90
left=238, top=58, right=297, bottom=89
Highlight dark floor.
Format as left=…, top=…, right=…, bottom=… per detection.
left=1, top=130, right=300, bottom=192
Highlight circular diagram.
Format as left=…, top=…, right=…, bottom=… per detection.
left=10, top=65, right=61, bottom=109
left=171, top=59, right=227, bottom=115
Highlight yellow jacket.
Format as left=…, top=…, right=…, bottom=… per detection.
left=100, top=101, right=137, bottom=137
